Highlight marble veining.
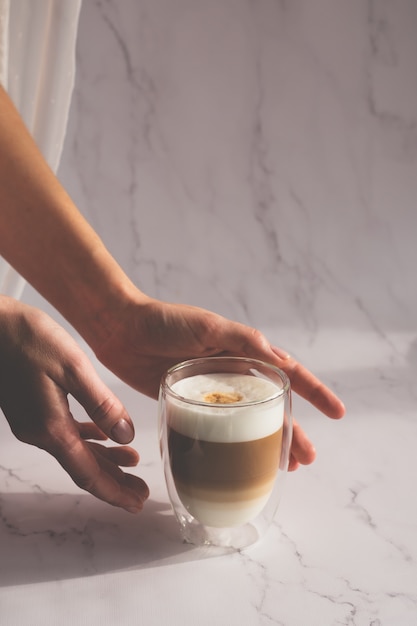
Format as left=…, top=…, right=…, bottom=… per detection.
left=1, top=1, right=417, bottom=624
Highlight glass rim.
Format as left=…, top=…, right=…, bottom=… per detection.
left=161, top=356, right=290, bottom=408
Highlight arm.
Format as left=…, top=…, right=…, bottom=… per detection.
left=0, top=85, right=145, bottom=349
left=0, top=85, right=344, bottom=476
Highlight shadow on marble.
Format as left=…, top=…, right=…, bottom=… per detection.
left=0, top=492, right=229, bottom=587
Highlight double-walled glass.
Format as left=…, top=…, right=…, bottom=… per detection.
left=158, top=357, right=292, bottom=549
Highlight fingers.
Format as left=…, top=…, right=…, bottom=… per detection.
left=68, top=362, right=147, bottom=509
left=62, top=353, right=136, bottom=444
left=269, top=344, right=345, bottom=420
left=289, top=419, right=316, bottom=471
left=274, top=353, right=345, bottom=420
left=216, top=318, right=345, bottom=419
left=78, top=423, right=140, bottom=465
left=48, top=432, right=149, bottom=513
left=88, top=440, right=140, bottom=467
left=77, top=421, right=108, bottom=441
left=57, top=359, right=148, bottom=510
left=288, top=455, right=300, bottom=471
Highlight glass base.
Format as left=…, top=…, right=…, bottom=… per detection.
left=177, top=513, right=267, bottom=550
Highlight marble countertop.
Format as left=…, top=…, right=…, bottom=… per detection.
left=1, top=329, right=416, bottom=626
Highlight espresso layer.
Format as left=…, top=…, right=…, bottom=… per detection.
left=168, top=426, right=282, bottom=501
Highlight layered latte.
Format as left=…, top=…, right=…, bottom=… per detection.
left=167, top=373, right=284, bottom=528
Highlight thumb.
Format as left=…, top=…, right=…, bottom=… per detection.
left=63, top=356, right=135, bottom=444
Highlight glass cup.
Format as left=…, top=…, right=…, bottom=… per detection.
left=158, top=357, right=292, bottom=549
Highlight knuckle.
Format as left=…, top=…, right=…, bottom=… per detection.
left=41, top=422, right=74, bottom=455
left=71, top=471, right=97, bottom=493
left=241, top=326, right=269, bottom=354
left=248, top=326, right=267, bottom=345
left=62, top=350, right=90, bottom=383
left=90, top=396, right=118, bottom=423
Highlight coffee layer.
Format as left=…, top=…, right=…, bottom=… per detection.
left=169, top=427, right=282, bottom=493
left=168, top=426, right=282, bottom=526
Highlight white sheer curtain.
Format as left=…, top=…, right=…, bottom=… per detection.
left=0, top=0, right=81, bottom=298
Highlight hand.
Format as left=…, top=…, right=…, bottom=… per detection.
left=0, top=297, right=149, bottom=512
left=93, top=295, right=345, bottom=471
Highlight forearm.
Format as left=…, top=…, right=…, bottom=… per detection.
left=0, top=86, right=148, bottom=348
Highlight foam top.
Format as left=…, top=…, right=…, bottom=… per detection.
left=172, top=373, right=280, bottom=404
left=167, top=373, right=285, bottom=442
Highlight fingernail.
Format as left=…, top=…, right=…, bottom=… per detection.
left=125, top=496, right=147, bottom=513
left=111, top=418, right=134, bottom=444
left=125, top=506, right=141, bottom=514
left=272, top=346, right=291, bottom=360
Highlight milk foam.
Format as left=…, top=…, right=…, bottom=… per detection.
left=169, top=373, right=284, bottom=442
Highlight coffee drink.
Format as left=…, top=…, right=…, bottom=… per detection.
left=167, top=373, right=284, bottom=527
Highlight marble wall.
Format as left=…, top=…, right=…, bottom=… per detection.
left=26, top=0, right=417, bottom=341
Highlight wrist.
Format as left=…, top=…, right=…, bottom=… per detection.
left=60, top=252, right=152, bottom=351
